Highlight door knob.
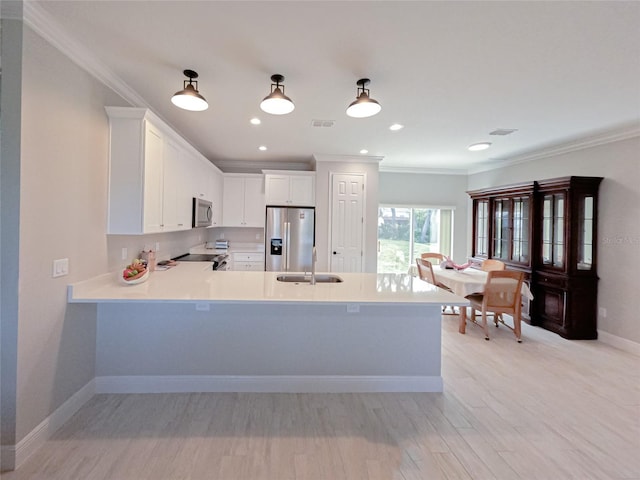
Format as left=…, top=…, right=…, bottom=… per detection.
left=333, top=251, right=337, bottom=255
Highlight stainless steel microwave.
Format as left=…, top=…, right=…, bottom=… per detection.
left=192, top=198, right=213, bottom=228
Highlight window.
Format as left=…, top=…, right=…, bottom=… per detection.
left=377, top=206, right=454, bottom=273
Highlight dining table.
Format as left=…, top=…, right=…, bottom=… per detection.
left=432, top=266, right=533, bottom=334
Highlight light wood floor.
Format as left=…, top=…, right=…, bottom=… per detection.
left=3, top=318, right=639, bottom=480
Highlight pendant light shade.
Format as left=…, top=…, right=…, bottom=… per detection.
left=260, top=74, right=295, bottom=115
left=171, top=69, right=208, bottom=111
left=346, top=78, right=381, bottom=118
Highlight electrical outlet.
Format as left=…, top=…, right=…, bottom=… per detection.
left=121, top=247, right=128, bottom=260
left=155, top=242, right=160, bottom=252
left=599, top=307, right=607, bottom=318
left=52, top=258, right=69, bottom=278
left=346, top=303, right=360, bottom=313
left=255, top=233, right=260, bottom=240
left=220, top=233, right=224, bottom=239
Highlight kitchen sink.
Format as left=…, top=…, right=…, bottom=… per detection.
left=276, top=274, right=343, bottom=284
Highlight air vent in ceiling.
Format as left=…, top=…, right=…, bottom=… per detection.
left=489, top=128, right=518, bottom=136
left=311, top=119, right=335, bottom=128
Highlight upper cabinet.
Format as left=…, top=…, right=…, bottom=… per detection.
left=222, top=174, right=265, bottom=227
left=264, top=171, right=316, bottom=206
left=468, top=176, right=603, bottom=339
left=105, top=107, right=222, bottom=234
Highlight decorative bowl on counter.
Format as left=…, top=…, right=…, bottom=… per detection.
left=119, top=268, right=149, bottom=285
left=120, top=260, right=150, bottom=285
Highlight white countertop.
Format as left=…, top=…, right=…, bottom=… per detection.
left=68, top=263, right=468, bottom=306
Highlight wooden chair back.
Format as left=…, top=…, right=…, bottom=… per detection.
left=482, top=270, right=524, bottom=312
left=416, top=258, right=437, bottom=285
left=481, top=259, right=506, bottom=272
left=420, top=252, right=445, bottom=265
left=467, top=270, right=525, bottom=341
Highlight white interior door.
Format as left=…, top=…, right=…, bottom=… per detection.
left=330, top=173, right=364, bottom=272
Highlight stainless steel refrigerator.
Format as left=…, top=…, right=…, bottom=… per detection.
left=265, top=207, right=315, bottom=272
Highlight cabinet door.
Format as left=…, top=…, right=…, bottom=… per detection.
left=265, top=175, right=290, bottom=205
left=211, top=168, right=223, bottom=226
left=243, top=176, right=265, bottom=227
left=161, top=139, right=180, bottom=231
left=511, top=196, right=530, bottom=263
left=492, top=198, right=510, bottom=260
left=541, top=193, right=565, bottom=269
left=222, top=176, right=245, bottom=226
left=289, top=175, right=315, bottom=206
left=143, top=123, right=164, bottom=233
left=473, top=199, right=489, bottom=258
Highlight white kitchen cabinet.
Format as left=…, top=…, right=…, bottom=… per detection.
left=106, top=107, right=219, bottom=234
left=161, top=138, right=191, bottom=231
left=264, top=171, right=315, bottom=206
left=222, top=174, right=265, bottom=227
left=231, top=252, right=265, bottom=271
left=210, top=168, right=223, bottom=226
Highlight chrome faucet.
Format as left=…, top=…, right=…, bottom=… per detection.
left=310, top=246, right=317, bottom=285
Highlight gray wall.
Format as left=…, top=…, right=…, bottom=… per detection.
left=379, top=172, right=469, bottom=263
left=468, top=136, right=640, bottom=343
left=1, top=11, right=24, bottom=450
left=9, top=26, right=125, bottom=442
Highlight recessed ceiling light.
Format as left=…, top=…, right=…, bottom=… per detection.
left=258, top=146, right=267, bottom=151
left=360, top=149, right=369, bottom=154
left=468, top=142, right=492, bottom=151
left=250, top=118, right=261, bottom=125
left=389, top=123, right=404, bottom=131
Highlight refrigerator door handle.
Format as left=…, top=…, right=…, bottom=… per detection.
left=285, top=222, right=291, bottom=271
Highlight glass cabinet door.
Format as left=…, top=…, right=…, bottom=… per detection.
left=511, top=197, right=530, bottom=263
left=474, top=200, right=489, bottom=257
left=493, top=199, right=510, bottom=260
left=577, top=195, right=595, bottom=270
left=541, top=193, right=565, bottom=268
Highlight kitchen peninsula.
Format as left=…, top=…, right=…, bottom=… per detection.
left=69, top=264, right=467, bottom=393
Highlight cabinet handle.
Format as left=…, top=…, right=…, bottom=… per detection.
left=178, top=223, right=183, bottom=226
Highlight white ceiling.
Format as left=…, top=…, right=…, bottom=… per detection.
left=34, top=1, right=640, bottom=173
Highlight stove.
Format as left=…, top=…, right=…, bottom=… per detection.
left=172, top=253, right=229, bottom=270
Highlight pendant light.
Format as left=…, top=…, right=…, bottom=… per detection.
left=171, top=69, right=208, bottom=111
left=346, top=78, right=381, bottom=118
left=260, top=74, right=295, bottom=115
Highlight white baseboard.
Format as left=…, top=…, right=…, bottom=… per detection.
left=598, top=330, right=640, bottom=356
left=1, top=379, right=95, bottom=472
left=95, top=375, right=443, bottom=394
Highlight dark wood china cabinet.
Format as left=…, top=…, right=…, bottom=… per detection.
left=468, top=176, right=603, bottom=339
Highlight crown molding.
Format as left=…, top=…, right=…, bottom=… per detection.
left=467, top=122, right=640, bottom=175
left=379, top=165, right=468, bottom=176
left=23, top=1, right=148, bottom=108
left=313, top=154, right=383, bottom=164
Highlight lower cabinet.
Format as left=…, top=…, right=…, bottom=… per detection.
left=533, top=271, right=599, bottom=340
left=231, top=252, right=265, bottom=271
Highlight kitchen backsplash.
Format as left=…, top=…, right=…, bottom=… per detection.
left=107, top=227, right=264, bottom=271
left=206, top=227, right=263, bottom=245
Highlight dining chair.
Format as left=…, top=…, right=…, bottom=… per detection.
left=420, top=252, right=445, bottom=265
left=466, top=270, right=524, bottom=342
left=416, top=258, right=456, bottom=314
left=481, top=259, right=506, bottom=271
